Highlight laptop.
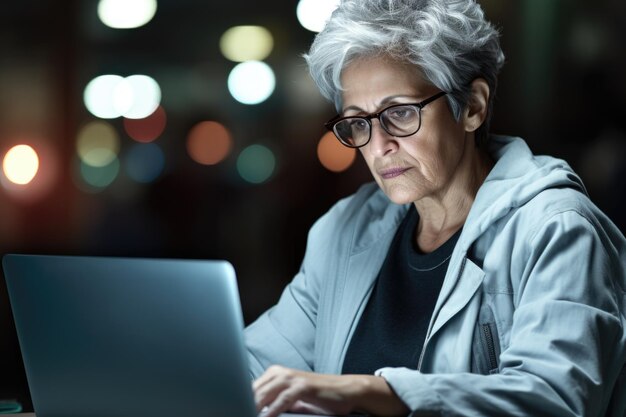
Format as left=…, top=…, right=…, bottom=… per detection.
left=2, top=254, right=331, bottom=417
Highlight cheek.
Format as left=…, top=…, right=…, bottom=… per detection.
left=406, top=132, right=460, bottom=184
left=405, top=137, right=443, bottom=176
left=416, top=153, right=445, bottom=186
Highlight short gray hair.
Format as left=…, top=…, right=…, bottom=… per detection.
left=304, top=0, right=505, bottom=146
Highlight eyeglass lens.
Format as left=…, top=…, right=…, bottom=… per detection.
left=333, top=104, right=421, bottom=147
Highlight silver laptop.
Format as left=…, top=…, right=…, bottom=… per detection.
left=3, top=254, right=330, bottom=417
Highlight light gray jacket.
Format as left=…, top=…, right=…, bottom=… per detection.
left=245, top=136, right=626, bottom=416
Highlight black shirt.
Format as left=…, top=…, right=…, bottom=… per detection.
left=341, top=207, right=461, bottom=375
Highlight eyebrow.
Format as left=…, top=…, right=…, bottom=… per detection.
left=341, top=94, right=418, bottom=114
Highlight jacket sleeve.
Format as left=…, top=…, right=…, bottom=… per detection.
left=377, top=209, right=626, bottom=417
left=244, top=265, right=318, bottom=379
left=244, top=211, right=330, bottom=379
left=243, top=184, right=380, bottom=379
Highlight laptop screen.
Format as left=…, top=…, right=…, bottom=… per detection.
left=3, top=255, right=258, bottom=417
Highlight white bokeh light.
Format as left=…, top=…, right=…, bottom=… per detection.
left=122, top=75, right=161, bottom=119
left=2, top=145, right=39, bottom=185
left=84, top=74, right=161, bottom=119
left=227, top=61, right=276, bottom=105
left=296, top=0, right=339, bottom=32
left=84, top=75, right=125, bottom=119
left=112, top=78, right=133, bottom=116
left=98, top=0, right=158, bottom=29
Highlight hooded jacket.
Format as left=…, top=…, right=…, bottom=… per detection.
left=245, top=136, right=626, bottom=416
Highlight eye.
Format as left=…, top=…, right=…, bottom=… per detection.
left=386, top=106, right=417, bottom=121
left=349, top=118, right=369, bottom=132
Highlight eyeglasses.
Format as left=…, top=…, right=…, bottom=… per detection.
left=324, top=91, right=447, bottom=148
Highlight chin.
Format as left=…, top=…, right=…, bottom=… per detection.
left=381, top=185, right=420, bottom=205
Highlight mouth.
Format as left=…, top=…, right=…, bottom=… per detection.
left=378, top=167, right=411, bottom=179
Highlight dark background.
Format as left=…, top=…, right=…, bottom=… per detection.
left=1, top=0, right=625, bottom=411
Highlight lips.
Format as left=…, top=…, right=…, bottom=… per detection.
left=378, top=167, right=411, bottom=179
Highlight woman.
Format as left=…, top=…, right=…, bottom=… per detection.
left=245, top=1, right=626, bottom=416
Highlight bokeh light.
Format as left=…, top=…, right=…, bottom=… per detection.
left=80, top=157, right=120, bottom=189
left=124, top=142, right=165, bottom=183
left=76, top=121, right=120, bottom=167
left=84, top=74, right=125, bottom=119
left=317, top=131, right=356, bottom=172
left=186, top=121, right=233, bottom=165
left=122, top=75, right=161, bottom=119
left=296, top=0, right=340, bottom=32
left=220, top=26, right=274, bottom=62
left=98, top=0, right=157, bottom=29
left=236, top=144, right=276, bottom=184
left=2, top=145, right=39, bottom=185
left=123, top=105, right=167, bottom=143
left=84, top=74, right=161, bottom=119
left=1, top=139, right=60, bottom=202
left=227, top=61, right=275, bottom=105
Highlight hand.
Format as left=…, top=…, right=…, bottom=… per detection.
left=252, top=365, right=409, bottom=417
left=253, top=365, right=355, bottom=417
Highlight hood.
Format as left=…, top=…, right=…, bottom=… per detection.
left=459, top=135, right=588, bottom=249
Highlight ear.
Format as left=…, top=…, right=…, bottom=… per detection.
left=463, top=78, right=490, bottom=133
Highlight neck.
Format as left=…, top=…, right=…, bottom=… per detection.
left=414, top=137, right=493, bottom=253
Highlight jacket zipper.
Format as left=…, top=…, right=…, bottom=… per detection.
left=416, top=256, right=467, bottom=371
left=482, top=323, right=498, bottom=371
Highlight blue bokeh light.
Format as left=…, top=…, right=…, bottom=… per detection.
left=124, top=142, right=165, bottom=184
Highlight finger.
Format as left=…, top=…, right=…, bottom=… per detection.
left=263, top=383, right=307, bottom=417
left=254, top=371, right=294, bottom=412
left=289, top=399, right=330, bottom=415
left=252, top=365, right=286, bottom=391
left=255, top=383, right=282, bottom=414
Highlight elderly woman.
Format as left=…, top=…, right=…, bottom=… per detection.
left=245, top=1, right=626, bottom=416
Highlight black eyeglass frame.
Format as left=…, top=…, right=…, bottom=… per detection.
left=324, top=91, right=448, bottom=148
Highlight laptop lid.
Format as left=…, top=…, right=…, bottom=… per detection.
left=3, top=254, right=258, bottom=417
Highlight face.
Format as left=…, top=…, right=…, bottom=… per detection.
left=340, top=57, right=470, bottom=205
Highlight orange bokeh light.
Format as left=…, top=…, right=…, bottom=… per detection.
left=123, top=105, right=167, bottom=143
left=0, top=139, right=59, bottom=202
left=317, top=131, right=356, bottom=172
left=186, top=121, right=233, bottom=165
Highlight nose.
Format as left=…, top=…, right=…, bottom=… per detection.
left=367, top=118, right=398, bottom=157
